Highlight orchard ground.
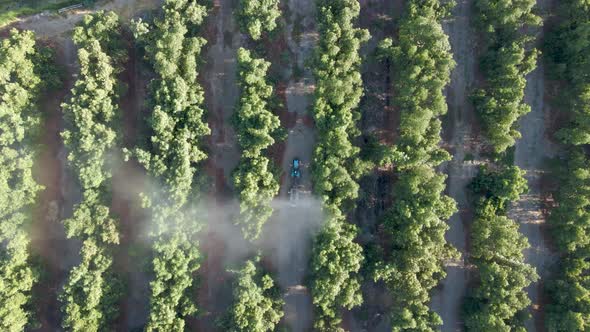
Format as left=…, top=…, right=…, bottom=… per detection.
left=4, top=0, right=560, bottom=331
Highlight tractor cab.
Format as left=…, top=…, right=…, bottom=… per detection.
left=289, top=158, right=303, bottom=205
left=291, top=158, right=301, bottom=178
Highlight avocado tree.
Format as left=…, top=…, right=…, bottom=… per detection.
left=59, top=11, right=124, bottom=332
left=374, top=1, right=458, bottom=330
left=128, top=1, right=210, bottom=330
left=543, top=2, right=590, bottom=330
left=224, top=259, right=284, bottom=332
left=464, top=166, right=537, bottom=331
left=308, top=0, right=370, bottom=329
left=238, top=0, right=281, bottom=40
left=58, top=11, right=125, bottom=332
left=545, top=149, right=590, bottom=331
left=0, top=29, right=46, bottom=332
left=310, top=213, right=364, bottom=331
left=472, top=0, right=541, bottom=152
left=233, top=47, right=281, bottom=241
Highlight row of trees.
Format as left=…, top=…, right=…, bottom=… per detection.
left=232, top=47, right=281, bottom=241
left=0, top=29, right=46, bottom=332
left=237, top=0, right=281, bottom=40
left=232, top=4, right=285, bottom=329
left=308, top=0, right=370, bottom=330
left=59, top=11, right=124, bottom=332
left=128, top=0, right=210, bottom=330
left=472, top=0, right=541, bottom=152
left=464, top=1, right=541, bottom=330
left=465, top=165, right=538, bottom=331
left=546, top=0, right=590, bottom=146
left=375, top=1, right=458, bottom=330
left=544, top=1, right=590, bottom=330
left=546, top=150, right=590, bottom=331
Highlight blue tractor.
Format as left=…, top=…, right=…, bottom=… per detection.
left=289, top=158, right=302, bottom=204
left=291, top=158, right=302, bottom=179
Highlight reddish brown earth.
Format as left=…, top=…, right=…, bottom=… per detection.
left=267, top=83, right=289, bottom=168
left=5, top=1, right=565, bottom=331
left=344, top=0, right=400, bottom=330
left=195, top=0, right=242, bottom=330
left=30, top=66, right=66, bottom=331
left=275, top=82, right=297, bottom=128
left=29, top=37, right=76, bottom=332
left=110, top=33, right=152, bottom=331
left=193, top=230, right=229, bottom=331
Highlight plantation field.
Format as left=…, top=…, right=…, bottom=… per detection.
left=1, top=0, right=588, bottom=332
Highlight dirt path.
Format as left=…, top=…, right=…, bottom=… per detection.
left=204, top=0, right=241, bottom=188
left=196, top=0, right=243, bottom=330
left=349, top=0, right=401, bottom=330
left=110, top=35, right=152, bottom=331
left=263, top=1, right=319, bottom=330
left=508, top=1, right=558, bottom=330
left=430, top=1, right=481, bottom=331
left=13, top=0, right=162, bottom=39
left=197, top=1, right=321, bottom=330
left=264, top=198, right=322, bottom=332
left=29, top=38, right=72, bottom=331
left=28, top=34, right=85, bottom=331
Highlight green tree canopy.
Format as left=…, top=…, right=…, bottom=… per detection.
left=232, top=47, right=281, bottom=241
left=546, top=254, right=590, bottom=332
left=374, top=2, right=458, bottom=330
left=474, top=0, right=541, bottom=39
left=312, top=0, right=371, bottom=211
left=128, top=1, right=210, bottom=330
left=308, top=1, right=369, bottom=329
left=546, top=1, right=590, bottom=145
left=225, top=259, right=284, bottom=332
left=472, top=0, right=540, bottom=152
left=464, top=165, right=537, bottom=331
left=60, top=240, right=121, bottom=332
left=377, top=0, right=455, bottom=169
left=545, top=149, right=590, bottom=331
left=375, top=166, right=458, bottom=331
left=59, top=11, right=124, bottom=332
left=238, top=0, right=281, bottom=40
left=0, top=29, right=44, bottom=332
left=543, top=4, right=590, bottom=330
left=310, top=213, right=364, bottom=332
left=470, top=164, right=528, bottom=212
left=130, top=0, right=209, bottom=208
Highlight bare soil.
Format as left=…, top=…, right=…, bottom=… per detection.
left=431, top=1, right=482, bottom=331
left=266, top=1, right=320, bottom=331
left=508, top=1, right=559, bottom=331
left=29, top=38, right=73, bottom=331
left=13, top=0, right=162, bottom=39
left=349, top=0, right=401, bottom=330
left=110, top=33, right=152, bottom=331
left=195, top=0, right=243, bottom=330
left=201, top=0, right=241, bottom=187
